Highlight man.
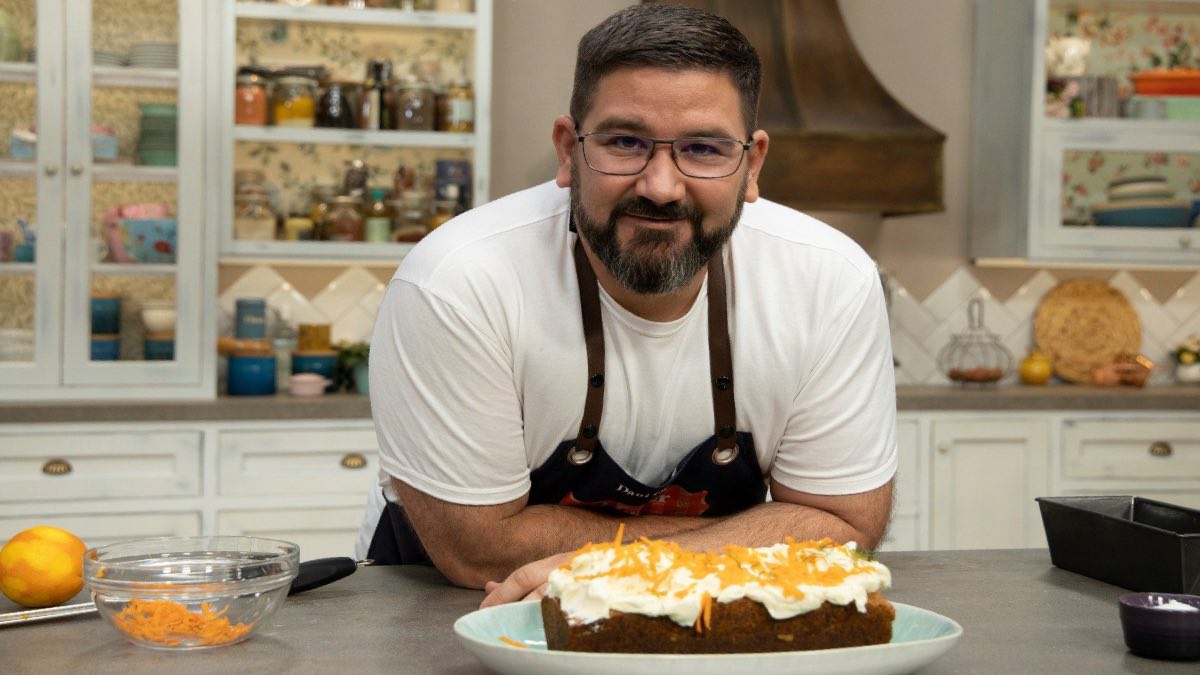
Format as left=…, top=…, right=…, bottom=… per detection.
left=355, top=4, right=897, bottom=606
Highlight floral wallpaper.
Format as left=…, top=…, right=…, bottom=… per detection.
left=1061, top=150, right=1200, bottom=225
left=237, top=18, right=472, bottom=83
left=237, top=142, right=469, bottom=215
left=1049, top=6, right=1200, bottom=92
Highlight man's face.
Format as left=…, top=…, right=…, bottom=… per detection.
left=554, top=67, right=768, bottom=296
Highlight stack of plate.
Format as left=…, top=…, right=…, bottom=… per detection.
left=129, top=41, right=177, bottom=69
left=93, top=50, right=126, bottom=67
left=136, top=103, right=177, bottom=167
left=1090, top=176, right=1193, bottom=228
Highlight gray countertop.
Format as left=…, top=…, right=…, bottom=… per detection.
left=1, top=385, right=1198, bottom=424
left=0, top=549, right=1191, bottom=674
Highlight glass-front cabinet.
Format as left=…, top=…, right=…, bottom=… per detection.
left=0, top=0, right=212, bottom=400
left=971, top=0, right=1200, bottom=265
left=217, top=0, right=492, bottom=261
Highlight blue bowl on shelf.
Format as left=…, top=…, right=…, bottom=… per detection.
left=1092, top=200, right=1193, bottom=228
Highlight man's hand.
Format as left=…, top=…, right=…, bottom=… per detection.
left=479, top=552, right=572, bottom=608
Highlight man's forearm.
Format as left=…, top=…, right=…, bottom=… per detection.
left=669, top=501, right=878, bottom=552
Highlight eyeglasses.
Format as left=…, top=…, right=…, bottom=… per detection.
left=576, top=132, right=751, bottom=179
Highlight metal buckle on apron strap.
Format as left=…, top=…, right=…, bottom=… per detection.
left=567, top=446, right=594, bottom=465
left=711, top=444, right=739, bottom=465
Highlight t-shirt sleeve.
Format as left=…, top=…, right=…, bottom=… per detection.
left=769, top=270, right=898, bottom=495
left=369, top=279, right=532, bottom=505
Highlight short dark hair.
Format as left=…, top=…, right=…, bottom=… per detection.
left=569, top=4, right=762, bottom=137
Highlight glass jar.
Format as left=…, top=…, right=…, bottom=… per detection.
left=392, top=77, right=435, bottom=131
left=322, top=195, right=364, bottom=241
left=364, top=187, right=394, bottom=243
left=234, top=194, right=277, bottom=241
left=317, top=81, right=358, bottom=129
left=308, top=185, right=340, bottom=238
left=392, top=196, right=429, bottom=242
left=235, top=74, right=269, bottom=126
left=440, top=77, right=474, bottom=132
left=271, top=76, right=317, bottom=127
left=429, top=199, right=456, bottom=231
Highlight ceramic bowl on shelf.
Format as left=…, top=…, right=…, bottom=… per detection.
left=83, top=536, right=299, bottom=651
left=1118, top=592, right=1200, bottom=661
left=288, top=373, right=330, bottom=397
left=140, top=300, right=176, bottom=333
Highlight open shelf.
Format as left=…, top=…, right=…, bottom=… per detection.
left=233, top=124, right=475, bottom=149
left=0, top=62, right=178, bottom=88
left=92, top=262, right=177, bottom=277
left=234, top=1, right=478, bottom=29
left=221, top=239, right=416, bottom=262
left=0, top=161, right=177, bottom=183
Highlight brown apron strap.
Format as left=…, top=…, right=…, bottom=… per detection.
left=571, top=239, right=605, bottom=463
left=570, top=238, right=737, bottom=466
left=706, top=252, right=739, bottom=464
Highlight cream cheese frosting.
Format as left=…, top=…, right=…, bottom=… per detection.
left=546, top=536, right=891, bottom=627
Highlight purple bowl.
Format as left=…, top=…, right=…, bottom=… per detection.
left=1119, top=592, right=1200, bottom=661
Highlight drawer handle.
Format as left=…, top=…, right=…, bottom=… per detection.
left=340, top=452, right=368, bottom=470
left=1149, top=441, right=1173, bottom=458
left=42, top=459, right=73, bottom=476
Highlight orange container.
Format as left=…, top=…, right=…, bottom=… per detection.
left=1130, top=69, right=1200, bottom=96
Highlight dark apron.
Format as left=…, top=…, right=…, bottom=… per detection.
left=367, top=238, right=767, bottom=565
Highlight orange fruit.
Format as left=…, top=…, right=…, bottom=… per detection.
left=0, top=526, right=88, bottom=608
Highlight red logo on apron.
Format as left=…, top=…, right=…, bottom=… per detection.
left=560, top=484, right=711, bottom=517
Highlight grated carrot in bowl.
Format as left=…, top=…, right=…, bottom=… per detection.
left=111, top=598, right=254, bottom=647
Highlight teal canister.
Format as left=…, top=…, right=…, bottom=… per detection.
left=227, top=353, right=277, bottom=396
left=235, top=298, right=268, bottom=339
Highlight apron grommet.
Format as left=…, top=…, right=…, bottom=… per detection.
left=590, top=373, right=604, bottom=388
left=567, top=447, right=594, bottom=465
left=712, top=445, right=739, bottom=465
left=582, top=424, right=598, bottom=438
left=718, top=425, right=734, bottom=438
left=715, top=376, right=731, bottom=390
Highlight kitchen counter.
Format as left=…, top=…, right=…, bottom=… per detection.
left=0, top=549, right=1192, bottom=673
left=1, top=385, right=1198, bottom=424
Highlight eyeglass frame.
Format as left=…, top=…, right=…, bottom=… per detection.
left=573, top=127, right=753, bottom=179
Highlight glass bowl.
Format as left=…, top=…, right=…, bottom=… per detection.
left=1118, top=592, right=1200, bottom=661
left=83, top=536, right=300, bottom=650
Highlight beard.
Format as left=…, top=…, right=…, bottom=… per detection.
left=570, top=166, right=747, bottom=295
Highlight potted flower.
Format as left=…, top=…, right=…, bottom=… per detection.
left=1172, top=336, right=1200, bottom=384
left=335, top=341, right=370, bottom=395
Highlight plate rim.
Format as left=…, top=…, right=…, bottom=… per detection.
left=453, top=599, right=963, bottom=663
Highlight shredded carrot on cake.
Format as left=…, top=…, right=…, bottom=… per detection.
left=111, top=598, right=254, bottom=647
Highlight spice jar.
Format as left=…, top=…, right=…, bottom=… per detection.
left=235, top=73, right=269, bottom=126
left=364, top=187, right=394, bottom=243
left=429, top=198, right=456, bottom=231
left=392, top=77, right=435, bottom=131
left=322, top=195, right=364, bottom=241
left=317, top=81, right=358, bottom=129
left=272, top=76, right=317, bottom=127
left=307, top=185, right=339, bottom=238
left=440, top=76, right=474, bottom=132
left=234, top=194, right=277, bottom=241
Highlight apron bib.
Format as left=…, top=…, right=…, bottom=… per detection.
left=367, top=237, right=767, bottom=565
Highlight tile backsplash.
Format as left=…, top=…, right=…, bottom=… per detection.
left=219, top=264, right=1200, bottom=385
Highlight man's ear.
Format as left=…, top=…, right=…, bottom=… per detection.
left=552, top=115, right=578, bottom=188
left=742, top=130, right=770, bottom=202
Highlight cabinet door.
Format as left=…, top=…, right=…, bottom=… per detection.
left=0, top=511, right=200, bottom=549
left=880, top=416, right=924, bottom=551
left=217, top=507, right=363, bottom=561
left=60, top=0, right=207, bottom=389
left=0, top=0, right=65, bottom=386
left=218, top=426, right=379, bottom=497
left=931, top=419, right=1049, bottom=549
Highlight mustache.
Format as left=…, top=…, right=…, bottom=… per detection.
left=616, top=197, right=700, bottom=222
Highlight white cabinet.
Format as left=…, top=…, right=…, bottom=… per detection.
left=0, top=512, right=201, bottom=550
left=215, top=1, right=492, bottom=261
left=217, top=507, right=366, bottom=561
left=970, top=0, right=1200, bottom=265
left=0, top=0, right=214, bottom=400
left=930, top=418, right=1050, bottom=549
left=1058, top=417, right=1200, bottom=510
left=218, top=426, right=379, bottom=496
left=880, top=415, right=927, bottom=552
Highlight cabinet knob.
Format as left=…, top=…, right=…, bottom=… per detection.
left=43, top=164, right=58, bottom=177
left=70, top=163, right=84, bottom=176
left=339, top=452, right=368, bottom=470
left=1180, top=235, right=1192, bottom=249
left=41, top=458, right=73, bottom=476
left=1149, top=441, right=1173, bottom=458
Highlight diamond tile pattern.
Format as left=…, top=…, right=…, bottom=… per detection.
left=889, top=268, right=1200, bottom=385
left=221, top=264, right=1200, bottom=386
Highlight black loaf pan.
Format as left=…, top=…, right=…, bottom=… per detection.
left=1037, top=496, right=1200, bottom=594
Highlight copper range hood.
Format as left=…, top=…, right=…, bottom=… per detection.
left=657, top=0, right=945, bottom=216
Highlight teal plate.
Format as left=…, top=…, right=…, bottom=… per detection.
left=454, top=600, right=962, bottom=675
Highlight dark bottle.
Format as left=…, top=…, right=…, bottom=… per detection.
left=317, top=81, right=357, bottom=129
left=361, top=59, right=393, bottom=130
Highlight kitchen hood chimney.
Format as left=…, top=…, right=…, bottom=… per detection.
left=657, top=0, right=945, bottom=216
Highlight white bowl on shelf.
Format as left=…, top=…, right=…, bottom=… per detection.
left=140, top=300, right=176, bottom=333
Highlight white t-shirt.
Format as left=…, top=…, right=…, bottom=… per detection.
left=360, top=181, right=896, bottom=546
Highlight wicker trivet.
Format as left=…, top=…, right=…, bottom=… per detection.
left=1033, top=278, right=1141, bottom=384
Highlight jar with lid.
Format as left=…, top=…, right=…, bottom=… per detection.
left=235, top=73, right=269, bottom=126
left=271, top=76, right=317, bottom=127
left=322, top=196, right=364, bottom=242
left=234, top=194, right=278, bottom=241
left=364, top=187, right=394, bottom=243
left=393, top=190, right=430, bottom=241
left=429, top=198, right=456, bottom=231
left=392, top=77, right=435, bottom=131
left=308, top=185, right=340, bottom=238
left=440, top=77, right=474, bottom=132
left=317, top=81, right=358, bottom=129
